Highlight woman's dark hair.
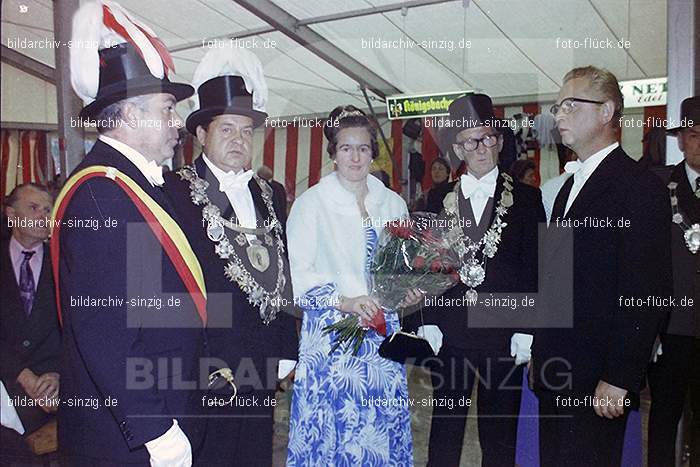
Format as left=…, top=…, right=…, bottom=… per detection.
left=508, top=159, right=536, bottom=182
left=430, top=157, right=451, bottom=174
left=324, top=105, right=379, bottom=159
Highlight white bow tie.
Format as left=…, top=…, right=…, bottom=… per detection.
left=564, top=160, right=583, bottom=174
left=144, top=161, right=165, bottom=186
left=460, top=173, right=496, bottom=199
left=219, top=170, right=254, bottom=192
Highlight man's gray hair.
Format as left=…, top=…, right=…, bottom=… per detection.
left=94, top=95, right=150, bottom=134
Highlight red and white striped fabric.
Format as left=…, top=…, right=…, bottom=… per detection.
left=175, top=104, right=659, bottom=199
left=1, top=130, right=52, bottom=202
left=179, top=119, right=406, bottom=200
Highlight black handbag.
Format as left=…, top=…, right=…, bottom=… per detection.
left=378, top=309, right=436, bottom=364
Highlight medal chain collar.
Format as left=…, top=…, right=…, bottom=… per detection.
left=667, top=181, right=700, bottom=254
left=178, top=165, right=287, bottom=323
left=443, top=172, right=515, bottom=301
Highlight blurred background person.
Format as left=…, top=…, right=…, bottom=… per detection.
left=509, top=159, right=538, bottom=187
left=1, top=183, right=60, bottom=464
left=411, top=157, right=456, bottom=213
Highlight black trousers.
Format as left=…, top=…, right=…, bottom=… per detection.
left=426, top=347, right=523, bottom=467
left=194, top=390, right=277, bottom=467
left=537, top=389, right=629, bottom=467
left=648, top=334, right=700, bottom=467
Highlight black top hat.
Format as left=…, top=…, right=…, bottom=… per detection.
left=185, top=76, right=268, bottom=134
left=667, top=96, right=699, bottom=134
left=438, top=93, right=500, bottom=158
left=80, top=42, right=194, bottom=120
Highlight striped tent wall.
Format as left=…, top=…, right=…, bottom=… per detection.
left=1, top=130, right=52, bottom=202
left=174, top=104, right=663, bottom=202
left=178, top=119, right=405, bottom=201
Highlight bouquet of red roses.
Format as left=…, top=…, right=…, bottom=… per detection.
left=324, top=212, right=460, bottom=355
left=370, top=212, right=461, bottom=308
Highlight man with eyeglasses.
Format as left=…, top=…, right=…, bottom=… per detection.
left=531, top=66, right=672, bottom=467
left=409, top=93, right=545, bottom=467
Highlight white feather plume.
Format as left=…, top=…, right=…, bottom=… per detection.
left=70, top=0, right=167, bottom=106
left=102, top=1, right=165, bottom=78
left=70, top=1, right=108, bottom=105
left=191, top=43, right=268, bottom=113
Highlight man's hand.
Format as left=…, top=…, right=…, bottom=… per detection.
left=34, top=372, right=60, bottom=412
left=34, top=372, right=59, bottom=399
left=16, top=368, right=39, bottom=398
left=594, top=380, right=628, bottom=419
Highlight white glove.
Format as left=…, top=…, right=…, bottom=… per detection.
left=510, top=333, right=533, bottom=366
left=145, top=419, right=192, bottom=467
left=652, top=342, right=663, bottom=363
left=417, top=325, right=444, bottom=355
left=278, top=359, right=296, bottom=379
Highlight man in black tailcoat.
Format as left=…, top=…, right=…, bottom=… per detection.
left=408, top=93, right=546, bottom=467
left=647, top=96, right=700, bottom=467
left=54, top=3, right=207, bottom=465
left=531, top=66, right=672, bottom=467
left=163, top=44, right=298, bottom=467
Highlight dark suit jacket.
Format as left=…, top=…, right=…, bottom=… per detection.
left=163, top=156, right=298, bottom=395
left=55, top=140, right=207, bottom=465
left=652, top=162, right=700, bottom=337
left=0, top=240, right=61, bottom=433
left=532, top=147, right=672, bottom=398
left=407, top=172, right=546, bottom=354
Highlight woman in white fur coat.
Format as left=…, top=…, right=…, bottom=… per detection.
left=286, top=106, right=415, bottom=466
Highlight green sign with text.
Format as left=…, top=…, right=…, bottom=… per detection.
left=386, top=91, right=472, bottom=120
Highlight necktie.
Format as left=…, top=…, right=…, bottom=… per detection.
left=552, top=176, right=575, bottom=221
left=695, top=176, right=700, bottom=196
left=219, top=170, right=254, bottom=193
left=19, top=250, right=36, bottom=316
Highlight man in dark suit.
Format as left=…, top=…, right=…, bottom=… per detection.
left=163, top=45, right=298, bottom=467
left=409, top=94, right=545, bottom=467
left=647, top=95, right=700, bottom=467
left=532, top=66, right=672, bottom=467
left=1, top=183, right=61, bottom=462
left=257, top=165, right=288, bottom=214
left=53, top=3, right=207, bottom=465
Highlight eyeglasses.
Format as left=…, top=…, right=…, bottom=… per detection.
left=453, top=134, right=500, bottom=152
left=550, top=97, right=606, bottom=116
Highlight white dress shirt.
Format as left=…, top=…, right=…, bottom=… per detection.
left=686, top=162, right=700, bottom=191
left=563, top=142, right=619, bottom=216
left=460, top=166, right=498, bottom=225
left=202, top=155, right=294, bottom=378
left=202, top=155, right=257, bottom=240
left=98, top=135, right=165, bottom=186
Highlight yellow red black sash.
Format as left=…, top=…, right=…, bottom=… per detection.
left=50, top=166, right=207, bottom=326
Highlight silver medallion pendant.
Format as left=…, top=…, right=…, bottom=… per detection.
left=207, top=220, right=225, bottom=242
left=459, top=259, right=486, bottom=288
left=247, top=240, right=270, bottom=272
left=684, top=224, right=700, bottom=254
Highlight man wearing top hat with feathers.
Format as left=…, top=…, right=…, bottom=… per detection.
left=53, top=1, right=207, bottom=465
left=163, top=44, right=298, bottom=466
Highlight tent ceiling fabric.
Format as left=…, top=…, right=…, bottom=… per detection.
left=2, top=0, right=667, bottom=120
